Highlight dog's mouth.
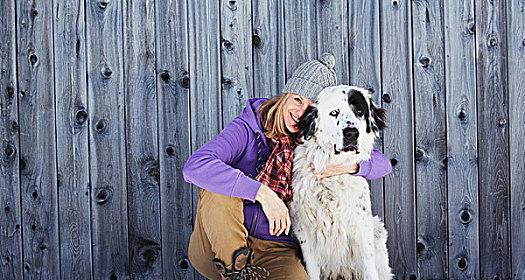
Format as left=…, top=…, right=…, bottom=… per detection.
left=334, top=144, right=359, bottom=155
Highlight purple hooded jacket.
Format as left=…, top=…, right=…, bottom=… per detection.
left=183, top=98, right=392, bottom=244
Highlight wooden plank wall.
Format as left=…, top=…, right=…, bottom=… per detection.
left=0, top=0, right=524, bottom=279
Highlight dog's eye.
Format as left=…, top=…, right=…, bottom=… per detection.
left=355, top=110, right=364, bottom=117
left=329, top=110, right=339, bottom=117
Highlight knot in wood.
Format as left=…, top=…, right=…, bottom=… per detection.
left=222, top=77, right=233, bottom=90
left=381, top=93, right=391, bottom=103
left=416, top=240, right=425, bottom=253
left=488, top=36, right=498, bottom=47
left=457, top=257, right=468, bottom=270
left=98, top=0, right=110, bottom=9
left=19, top=158, right=26, bottom=170
left=460, top=209, right=472, bottom=224
left=75, top=108, right=88, bottom=125
left=29, top=54, right=38, bottom=65
left=467, top=21, right=475, bottom=35
left=498, top=117, right=506, bottom=127
left=102, top=66, right=113, bottom=79
left=228, top=0, right=238, bottom=11
left=180, top=71, right=190, bottom=88
left=12, top=120, right=19, bottom=131
left=458, top=110, right=466, bottom=121
left=367, top=87, right=375, bottom=94
left=179, top=258, right=190, bottom=269
left=4, top=142, right=16, bottom=159
left=24, top=262, right=31, bottom=271
left=409, top=273, right=416, bottom=280
left=95, top=119, right=108, bottom=133
left=7, top=85, right=14, bottom=98
left=415, top=147, right=424, bottom=161
left=392, top=0, right=399, bottom=7
left=160, top=70, right=170, bottom=81
left=30, top=8, right=38, bottom=18
left=94, top=185, right=113, bottom=205
left=39, top=243, right=47, bottom=251
left=222, top=39, right=234, bottom=52
left=4, top=206, right=10, bottom=213
left=419, top=56, right=431, bottom=68
left=389, top=158, right=398, bottom=167
left=165, top=145, right=175, bottom=157
left=253, top=32, right=261, bottom=47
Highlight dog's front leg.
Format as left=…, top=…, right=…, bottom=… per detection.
left=355, top=226, right=380, bottom=280
left=300, top=240, right=321, bottom=280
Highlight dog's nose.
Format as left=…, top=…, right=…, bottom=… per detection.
left=343, top=127, right=359, bottom=139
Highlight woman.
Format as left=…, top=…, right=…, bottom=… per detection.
left=183, top=54, right=392, bottom=280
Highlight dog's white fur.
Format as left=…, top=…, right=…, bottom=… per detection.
left=289, top=85, right=392, bottom=280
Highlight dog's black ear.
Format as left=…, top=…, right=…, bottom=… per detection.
left=370, top=101, right=386, bottom=131
left=298, top=105, right=318, bottom=140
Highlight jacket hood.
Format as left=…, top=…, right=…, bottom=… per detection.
left=238, top=98, right=269, bottom=133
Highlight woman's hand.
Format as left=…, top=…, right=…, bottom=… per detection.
left=311, top=162, right=359, bottom=179
left=255, top=184, right=291, bottom=236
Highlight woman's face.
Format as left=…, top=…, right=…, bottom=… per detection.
left=283, top=93, right=313, bottom=133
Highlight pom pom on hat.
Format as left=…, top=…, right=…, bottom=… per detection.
left=319, top=53, right=335, bottom=70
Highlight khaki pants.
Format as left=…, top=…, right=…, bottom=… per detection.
left=188, top=189, right=308, bottom=280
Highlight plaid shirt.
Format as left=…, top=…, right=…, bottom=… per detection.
left=255, top=135, right=298, bottom=203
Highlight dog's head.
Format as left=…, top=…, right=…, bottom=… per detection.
left=298, top=85, right=386, bottom=157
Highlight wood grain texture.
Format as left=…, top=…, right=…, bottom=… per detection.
left=507, top=0, right=525, bottom=279
left=188, top=0, right=222, bottom=279
left=15, top=0, right=60, bottom=278
left=52, top=0, right=92, bottom=279
left=349, top=0, right=384, bottom=219
left=154, top=0, right=194, bottom=278
left=379, top=0, right=417, bottom=278
left=411, top=0, right=448, bottom=278
left=123, top=0, right=162, bottom=278
left=220, top=0, right=254, bottom=125
left=85, top=0, right=130, bottom=278
left=444, top=0, right=480, bottom=278
left=0, top=0, right=23, bottom=278
left=475, top=0, right=511, bottom=278
left=252, top=0, right=286, bottom=98
left=316, top=0, right=349, bottom=84
left=283, top=0, right=317, bottom=79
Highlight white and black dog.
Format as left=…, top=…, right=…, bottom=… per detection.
left=289, top=85, right=392, bottom=280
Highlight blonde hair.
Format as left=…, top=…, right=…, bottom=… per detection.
left=258, top=93, right=300, bottom=141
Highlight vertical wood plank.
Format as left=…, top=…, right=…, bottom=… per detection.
left=123, top=0, right=162, bottom=278
left=85, top=0, right=130, bottom=278
left=349, top=0, right=384, bottom=219
left=53, top=0, right=92, bottom=278
left=220, top=0, right=254, bottom=125
left=475, top=0, right=511, bottom=278
left=316, top=0, right=349, bottom=84
left=444, top=0, right=480, bottom=278
left=379, top=0, right=417, bottom=278
left=188, top=0, right=222, bottom=279
left=15, top=0, right=60, bottom=278
left=0, top=0, right=23, bottom=278
left=411, top=0, right=448, bottom=278
left=283, top=0, right=317, bottom=79
left=252, top=0, right=286, bottom=98
left=155, top=0, right=194, bottom=278
left=507, top=0, right=525, bottom=278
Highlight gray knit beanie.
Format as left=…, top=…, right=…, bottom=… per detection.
left=283, top=53, right=337, bottom=100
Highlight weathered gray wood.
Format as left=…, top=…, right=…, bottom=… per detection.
left=85, top=0, right=130, bottom=278
left=507, top=0, right=525, bottom=279
left=316, top=0, right=349, bottom=84
left=52, top=0, right=92, bottom=278
left=349, top=0, right=384, bottom=219
left=188, top=0, right=222, bottom=279
left=444, top=0, right=480, bottom=278
left=123, top=0, right=162, bottom=278
left=0, top=0, right=23, bottom=278
left=155, top=0, right=194, bottom=278
left=475, top=0, right=511, bottom=278
left=252, top=0, right=286, bottom=98
left=15, top=0, right=60, bottom=278
left=379, top=0, right=417, bottom=278
left=411, top=1, right=448, bottom=278
left=220, top=0, right=254, bottom=125
left=283, top=0, right=317, bottom=79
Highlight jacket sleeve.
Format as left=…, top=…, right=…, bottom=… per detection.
left=356, top=148, right=393, bottom=180
left=182, top=119, right=262, bottom=202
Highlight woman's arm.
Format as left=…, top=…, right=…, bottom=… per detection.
left=182, top=119, right=261, bottom=202
left=315, top=148, right=392, bottom=180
